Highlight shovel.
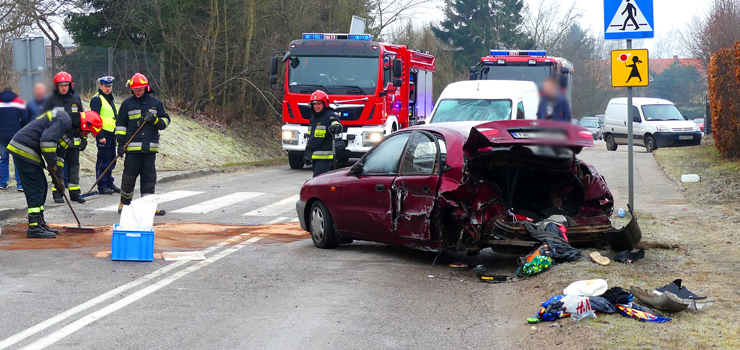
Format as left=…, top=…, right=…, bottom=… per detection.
left=51, top=172, right=96, bottom=233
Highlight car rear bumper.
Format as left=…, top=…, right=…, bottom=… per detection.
left=654, top=132, right=702, bottom=148
left=296, top=200, right=308, bottom=231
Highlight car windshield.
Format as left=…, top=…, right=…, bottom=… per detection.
left=481, top=65, right=552, bottom=89
left=288, top=56, right=379, bottom=94
left=580, top=120, right=598, bottom=128
left=641, top=104, right=685, bottom=121
left=431, top=99, right=512, bottom=123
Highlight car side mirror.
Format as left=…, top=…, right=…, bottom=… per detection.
left=349, top=163, right=363, bottom=176
left=385, top=83, right=396, bottom=93
left=269, top=57, right=279, bottom=76
left=633, top=115, right=641, bottom=123
left=268, top=75, right=277, bottom=86
left=393, top=58, right=402, bottom=78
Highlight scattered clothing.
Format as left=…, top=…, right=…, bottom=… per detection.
left=656, top=279, right=706, bottom=300
left=563, top=279, right=608, bottom=297
left=522, top=220, right=568, bottom=246
left=617, top=304, right=671, bottom=323
left=602, top=287, right=634, bottom=305
left=613, top=248, right=645, bottom=263
left=517, top=255, right=552, bottom=277
left=546, top=240, right=581, bottom=263
left=589, top=297, right=617, bottom=313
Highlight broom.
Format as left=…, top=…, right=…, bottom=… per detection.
left=51, top=172, right=96, bottom=233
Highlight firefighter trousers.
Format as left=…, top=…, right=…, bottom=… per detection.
left=53, top=147, right=81, bottom=200
left=312, top=159, right=332, bottom=177
left=120, top=152, right=157, bottom=205
left=95, top=135, right=117, bottom=190
left=13, top=156, right=47, bottom=210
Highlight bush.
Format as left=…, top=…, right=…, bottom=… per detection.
left=708, top=42, right=740, bottom=157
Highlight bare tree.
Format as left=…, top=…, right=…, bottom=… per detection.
left=682, top=0, right=740, bottom=66
left=524, top=0, right=581, bottom=52
left=367, top=0, right=433, bottom=39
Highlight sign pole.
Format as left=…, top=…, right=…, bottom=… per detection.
left=626, top=39, right=634, bottom=211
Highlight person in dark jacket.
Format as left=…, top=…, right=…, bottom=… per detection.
left=304, top=90, right=342, bottom=177
left=536, top=76, right=571, bottom=122
left=42, top=71, right=87, bottom=203
left=116, top=73, right=170, bottom=215
left=6, top=110, right=102, bottom=238
left=90, top=76, right=120, bottom=195
left=26, top=82, right=47, bottom=119
left=0, top=86, right=29, bottom=190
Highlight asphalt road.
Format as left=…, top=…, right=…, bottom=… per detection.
left=0, top=143, right=688, bottom=349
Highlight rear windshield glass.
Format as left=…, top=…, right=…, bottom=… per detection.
left=641, top=104, right=685, bottom=121
left=580, top=120, right=598, bottom=127
left=431, top=99, right=512, bottom=123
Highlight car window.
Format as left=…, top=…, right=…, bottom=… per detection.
left=431, top=99, right=512, bottom=123
left=516, top=102, right=525, bottom=120
left=400, top=132, right=438, bottom=175
left=362, top=133, right=411, bottom=175
left=641, top=104, right=684, bottom=121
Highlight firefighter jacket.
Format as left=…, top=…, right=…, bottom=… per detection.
left=90, top=89, right=118, bottom=139
left=42, top=89, right=84, bottom=148
left=307, top=108, right=342, bottom=160
left=115, top=92, right=170, bottom=154
left=7, top=110, right=74, bottom=168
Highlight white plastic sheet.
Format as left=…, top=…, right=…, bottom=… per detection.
left=563, top=279, right=608, bottom=297
left=118, top=195, right=158, bottom=231
left=561, top=294, right=596, bottom=322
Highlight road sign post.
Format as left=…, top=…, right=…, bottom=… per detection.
left=12, top=36, right=46, bottom=101
left=605, top=0, right=653, bottom=212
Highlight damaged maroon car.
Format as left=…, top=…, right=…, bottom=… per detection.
left=296, top=120, right=640, bottom=254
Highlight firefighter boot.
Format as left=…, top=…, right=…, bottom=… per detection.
left=52, top=191, right=64, bottom=204
left=155, top=209, right=166, bottom=216
left=39, top=210, right=59, bottom=234
left=27, top=213, right=56, bottom=239
left=70, top=190, right=86, bottom=204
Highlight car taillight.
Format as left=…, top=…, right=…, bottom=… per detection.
left=480, top=129, right=500, bottom=137
left=578, top=130, right=594, bottom=139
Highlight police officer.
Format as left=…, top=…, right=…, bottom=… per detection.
left=116, top=73, right=170, bottom=215
left=90, top=76, right=120, bottom=195
left=6, top=110, right=102, bottom=238
left=42, top=71, right=87, bottom=203
left=304, top=90, right=342, bottom=177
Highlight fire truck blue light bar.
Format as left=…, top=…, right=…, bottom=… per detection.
left=489, top=50, right=547, bottom=57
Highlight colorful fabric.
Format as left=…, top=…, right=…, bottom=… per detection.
left=521, top=255, right=552, bottom=276
left=617, top=305, right=671, bottom=323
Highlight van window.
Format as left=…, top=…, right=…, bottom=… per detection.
left=516, top=102, right=525, bottom=119
left=431, top=99, right=513, bottom=123
left=642, top=104, right=684, bottom=121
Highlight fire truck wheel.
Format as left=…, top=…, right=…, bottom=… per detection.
left=288, top=152, right=305, bottom=169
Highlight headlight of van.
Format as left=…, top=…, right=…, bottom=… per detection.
left=693, top=125, right=701, bottom=132
left=656, top=125, right=671, bottom=133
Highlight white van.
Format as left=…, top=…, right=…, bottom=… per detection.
left=427, top=80, right=538, bottom=124
left=603, top=97, right=702, bottom=152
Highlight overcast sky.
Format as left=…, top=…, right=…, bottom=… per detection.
left=413, top=0, right=708, bottom=57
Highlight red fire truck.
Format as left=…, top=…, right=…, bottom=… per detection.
left=268, top=33, right=435, bottom=169
left=470, top=50, right=574, bottom=102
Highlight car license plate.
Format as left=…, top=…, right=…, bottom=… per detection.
left=678, top=135, right=694, bottom=140
left=510, top=131, right=566, bottom=140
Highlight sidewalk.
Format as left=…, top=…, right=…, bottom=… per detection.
left=0, top=169, right=219, bottom=221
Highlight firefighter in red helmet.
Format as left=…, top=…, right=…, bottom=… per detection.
left=305, top=90, right=342, bottom=177
left=115, top=73, right=171, bottom=215
left=42, top=71, right=87, bottom=203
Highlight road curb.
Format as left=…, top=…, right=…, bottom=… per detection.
left=157, top=168, right=221, bottom=185
left=0, top=207, right=26, bottom=222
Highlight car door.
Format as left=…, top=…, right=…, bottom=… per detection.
left=335, top=132, right=412, bottom=239
left=392, top=131, right=442, bottom=241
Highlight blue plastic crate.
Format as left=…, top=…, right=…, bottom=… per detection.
left=111, top=224, right=154, bottom=261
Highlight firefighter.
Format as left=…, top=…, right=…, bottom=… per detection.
left=116, top=73, right=170, bottom=215
left=42, top=71, right=87, bottom=204
left=90, top=76, right=120, bottom=195
left=304, top=90, right=342, bottom=177
left=6, top=110, right=102, bottom=238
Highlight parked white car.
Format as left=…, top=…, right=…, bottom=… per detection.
left=428, top=80, right=539, bottom=123
left=603, top=97, right=702, bottom=152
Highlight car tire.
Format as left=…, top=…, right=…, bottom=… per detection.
left=288, top=152, right=304, bottom=170
left=606, top=135, right=618, bottom=151
left=645, top=135, right=657, bottom=153
left=309, top=201, right=339, bottom=249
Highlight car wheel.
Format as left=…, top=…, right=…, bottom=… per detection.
left=606, top=135, right=618, bottom=151
left=309, top=201, right=339, bottom=249
left=645, top=135, right=657, bottom=153
left=288, top=152, right=304, bottom=170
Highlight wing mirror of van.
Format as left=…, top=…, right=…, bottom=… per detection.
left=633, top=115, right=641, bottom=123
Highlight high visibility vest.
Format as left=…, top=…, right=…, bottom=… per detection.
left=94, top=93, right=116, bottom=132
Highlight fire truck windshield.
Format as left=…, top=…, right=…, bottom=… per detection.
left=288, top=56, right=379, bottom=94
left=481, top=65, right=552, bottom=89
left=430, top=99, right=512, bottom=123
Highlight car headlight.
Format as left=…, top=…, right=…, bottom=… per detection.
left=693, top=125, right=701, bottom=132
left=656, top=125, right=671, bottom=133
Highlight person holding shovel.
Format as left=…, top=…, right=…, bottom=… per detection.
left=6, top=110, right=102, bottom=238
left=115, top=73, right=170, bottom=216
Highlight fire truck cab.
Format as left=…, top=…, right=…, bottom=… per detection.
left=269, top=33, right=435, bottom=169
left=470, top=50, right=574, bottom=102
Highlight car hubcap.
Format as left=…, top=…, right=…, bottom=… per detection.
left=311, top=207, right=325, bottom=242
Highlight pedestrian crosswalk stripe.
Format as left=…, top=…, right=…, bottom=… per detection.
left=265, top=217, right=289, bottom=225
left=95, top=190, right=204, bottom=211
left=289, top=218, right=299, bottom=223
left=172, top=192, right=265, bottom=214
left=242, top=195, right=299, bottom=217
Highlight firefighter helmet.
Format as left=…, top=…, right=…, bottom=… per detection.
left=53, top=71, right=73, bottom=87
left=80, top=111, right=103, bottom=137
left=309, top=90, right=330, bottom=106
left=127, top=73, right=149, bottom=91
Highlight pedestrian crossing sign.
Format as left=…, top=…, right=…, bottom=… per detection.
left=604, top=0, right=654, bottom=40
left=611, top=49, right=649, bottom=87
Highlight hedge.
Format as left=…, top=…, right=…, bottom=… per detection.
left=708, top=42, right=740, bottom=157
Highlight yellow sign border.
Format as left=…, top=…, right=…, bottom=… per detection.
left=611, top=49, right=649, bottom=87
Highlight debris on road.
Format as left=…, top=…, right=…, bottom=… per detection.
left=613, top=248, right=645, bottom=263
left=563, top=279, right=608, bottom=297
left=589, top=251, right=610, bottom=265
left=632, top=279, right=714, bottom=312
left=681, top=174, right=701, bottom=183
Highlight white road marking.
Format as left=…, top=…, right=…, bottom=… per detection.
left=243, top=195, right=299, bottom=217
left=19, top=236, right=262, bottom=350
left=172, top=192, right=264, bottom=214
left=265, top=217, right=288, bottom=225
left=0, top=232, right=249, bottom=350
left=289, top=218, right=300, bottom=223
left=96, top=190, right=204, bottom=211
